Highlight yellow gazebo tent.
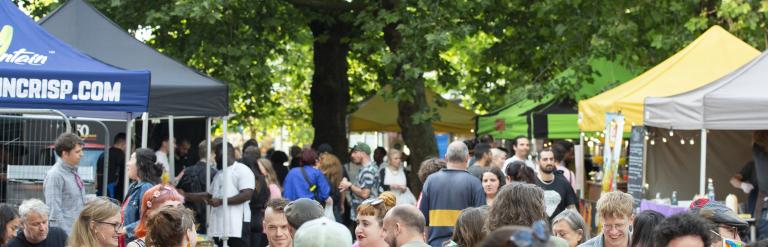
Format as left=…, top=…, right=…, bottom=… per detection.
left=578, top=25, right=760, bottom=132
left=349, top=86, right=477, bottom=134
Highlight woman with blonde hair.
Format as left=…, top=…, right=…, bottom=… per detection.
left=145, top=206, right=197, bottom=247
left=317, top=153, right=345, bottom=222
left=379, top=149, right=416, bottom=205
left=69, top=197, right=126, bottom=247
left=353, top=192, right=397, bottom=247
left=257, top=158, right=282, bottom=199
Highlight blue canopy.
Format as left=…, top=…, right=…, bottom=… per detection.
left=0, top=0, right=149, bottom=119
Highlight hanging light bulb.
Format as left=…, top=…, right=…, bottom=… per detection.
left=644, top=135, right=649, bottom=141
left=662, top=137, right=667, bottom=143
left=650, top=139, right=656, bottom=145
left=680, top=138, right=685, bottom=145
left=690, top=138, right=695, bottom=145
left=669, top=130, right=674, bottom=137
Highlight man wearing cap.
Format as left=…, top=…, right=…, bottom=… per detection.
left=284, top=198, right=324, bottom=235
left=689, top=199, right=748, bottom=246
left=293, top=217, right=353, bottom=247
left=340, top=142, right=381, bottom=223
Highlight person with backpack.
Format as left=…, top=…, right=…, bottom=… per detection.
left=283, top=148, right=331, bottom=205
left=176, top=140, right=218, bottom=234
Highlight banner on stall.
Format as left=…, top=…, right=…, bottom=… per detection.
left=601, top=112, right=625, bottom=192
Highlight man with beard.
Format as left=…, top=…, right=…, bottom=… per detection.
left=7, top=199, right=67, bottom=247
left=535, top=148, right=577, bottom=221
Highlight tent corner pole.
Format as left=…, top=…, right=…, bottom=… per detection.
left=141, top=113, right=149, bottom=148
left=205, top=117, right=212, bottom=236
left=699, top=128, right=707, bottom=196
left=222, top=116, right=229, bottom=247
left=169, top=115, right=175, bottom=183
left=123, top=119, right=134, bottom=198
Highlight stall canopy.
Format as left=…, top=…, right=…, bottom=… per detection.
left=647, top=50, right=768, bottom=130
left=0, top=0, right=150, bottom=119
left=349, top=85, right=477, bottom=134
left=477, top=58, right=635, bottom=139
left=39, top=0, right=228, bottom=117
left=643, top=51, right=768, bottom=201
left=578, top=25, right=760, bottom=132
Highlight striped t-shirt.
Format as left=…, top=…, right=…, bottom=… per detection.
left=419, top=169, right=486, bottom=247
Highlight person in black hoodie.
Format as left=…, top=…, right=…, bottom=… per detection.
left=176, top=141, right=217, bottom=234
left=243, top=146, right=271, bottom=247
left=269, top=151, right=290, bottom=185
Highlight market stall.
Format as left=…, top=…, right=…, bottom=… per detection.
left=645, top=50, right=768, bottom=209
left=477, top=58, right=635, bottom=140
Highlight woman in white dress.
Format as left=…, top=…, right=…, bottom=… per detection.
left=378, top=149, right=416, bottom=205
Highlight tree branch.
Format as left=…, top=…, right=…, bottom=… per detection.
left=285, top=0, right=364, bottom=11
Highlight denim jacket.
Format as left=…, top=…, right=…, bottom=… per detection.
left=122, top=181, right=155, bottom=240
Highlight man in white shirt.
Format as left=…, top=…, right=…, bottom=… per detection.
left=206, top=142, right=256, bottom=247
left=503, top=135, right=536, bottom=175
left=155, top=135, right=172, bottom=173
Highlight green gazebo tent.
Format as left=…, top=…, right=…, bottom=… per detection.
left=477, top=58, right=636, bottom=140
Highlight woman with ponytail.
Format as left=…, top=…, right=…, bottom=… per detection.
left=145, top=206, right=197, bottom=247
left=353, top=191, right=397, bottom=247
left=127, top=185, right=185, bottom=247
left=122, top=148, right=164, bottom=242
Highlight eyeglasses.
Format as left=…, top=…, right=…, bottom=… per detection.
left=97, top=221, right=123, bottom=232
left=602, top=223, right=628, bottom=232
left=509, top=220, right=549, bottom=247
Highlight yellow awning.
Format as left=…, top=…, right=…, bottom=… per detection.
left=349, top=86, right=477, bottom=134
left=578, top=25, right=760, bottom=132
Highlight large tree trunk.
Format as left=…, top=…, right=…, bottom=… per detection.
left=397, top=82, right=439, bottom=196
left=309, top=18, right=352, bottom=163
left=382, top=0, right=438, bottom=195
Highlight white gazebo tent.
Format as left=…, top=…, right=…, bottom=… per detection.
left=644, top=50, right=768, bottom=203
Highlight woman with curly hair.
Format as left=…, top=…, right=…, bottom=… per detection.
left=485, top=183, right=547, bottom=232
left=318, top=153, right=345, bottom=222
left=127, top=185, right=185, bottom=247
left=353, top=192, right=397, bottom=247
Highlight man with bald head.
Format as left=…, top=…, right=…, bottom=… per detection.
left=418, top=141, right=486, bottom=247
left=383, top=205, right=429, bottom=247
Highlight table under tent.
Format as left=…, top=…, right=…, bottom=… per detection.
left=0, top=0, right=150, bottom=204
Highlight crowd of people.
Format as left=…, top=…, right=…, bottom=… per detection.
left=0, top=132, right=765, bottom=247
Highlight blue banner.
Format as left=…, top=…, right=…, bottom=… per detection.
left=0, top=0, right=149, bottom=115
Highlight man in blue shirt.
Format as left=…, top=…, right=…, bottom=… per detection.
left=419, top=141, right=486, bottom=247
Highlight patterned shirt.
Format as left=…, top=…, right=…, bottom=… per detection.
left=351, top=162, right=379, bottom=220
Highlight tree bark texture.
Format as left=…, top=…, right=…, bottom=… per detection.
left=309, top=18, right=352, bottom=163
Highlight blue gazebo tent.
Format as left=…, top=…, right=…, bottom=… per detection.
left=0, top=0, right=150, bottom=119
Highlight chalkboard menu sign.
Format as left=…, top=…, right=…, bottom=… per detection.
left=627, top=126, right=645, bottom=207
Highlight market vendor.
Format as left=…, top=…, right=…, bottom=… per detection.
left=729, top=161, right=758, bottom=215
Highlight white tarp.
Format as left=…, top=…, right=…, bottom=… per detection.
left=645, top=51, right=768, bottom=130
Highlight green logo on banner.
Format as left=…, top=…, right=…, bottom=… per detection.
left=0, top=25, right=12, bottom=55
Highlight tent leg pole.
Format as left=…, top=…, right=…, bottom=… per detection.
left=222, top=117, right=229, bottom=247
left=123, top=119, right=133, bottom=198
left=169, top=115, right=175, bottom=183
left=699, top=129, right=707, bottom=196
left=205, top=117, right=212, bottom=237
left=141, top=113, right=149, bottom=148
